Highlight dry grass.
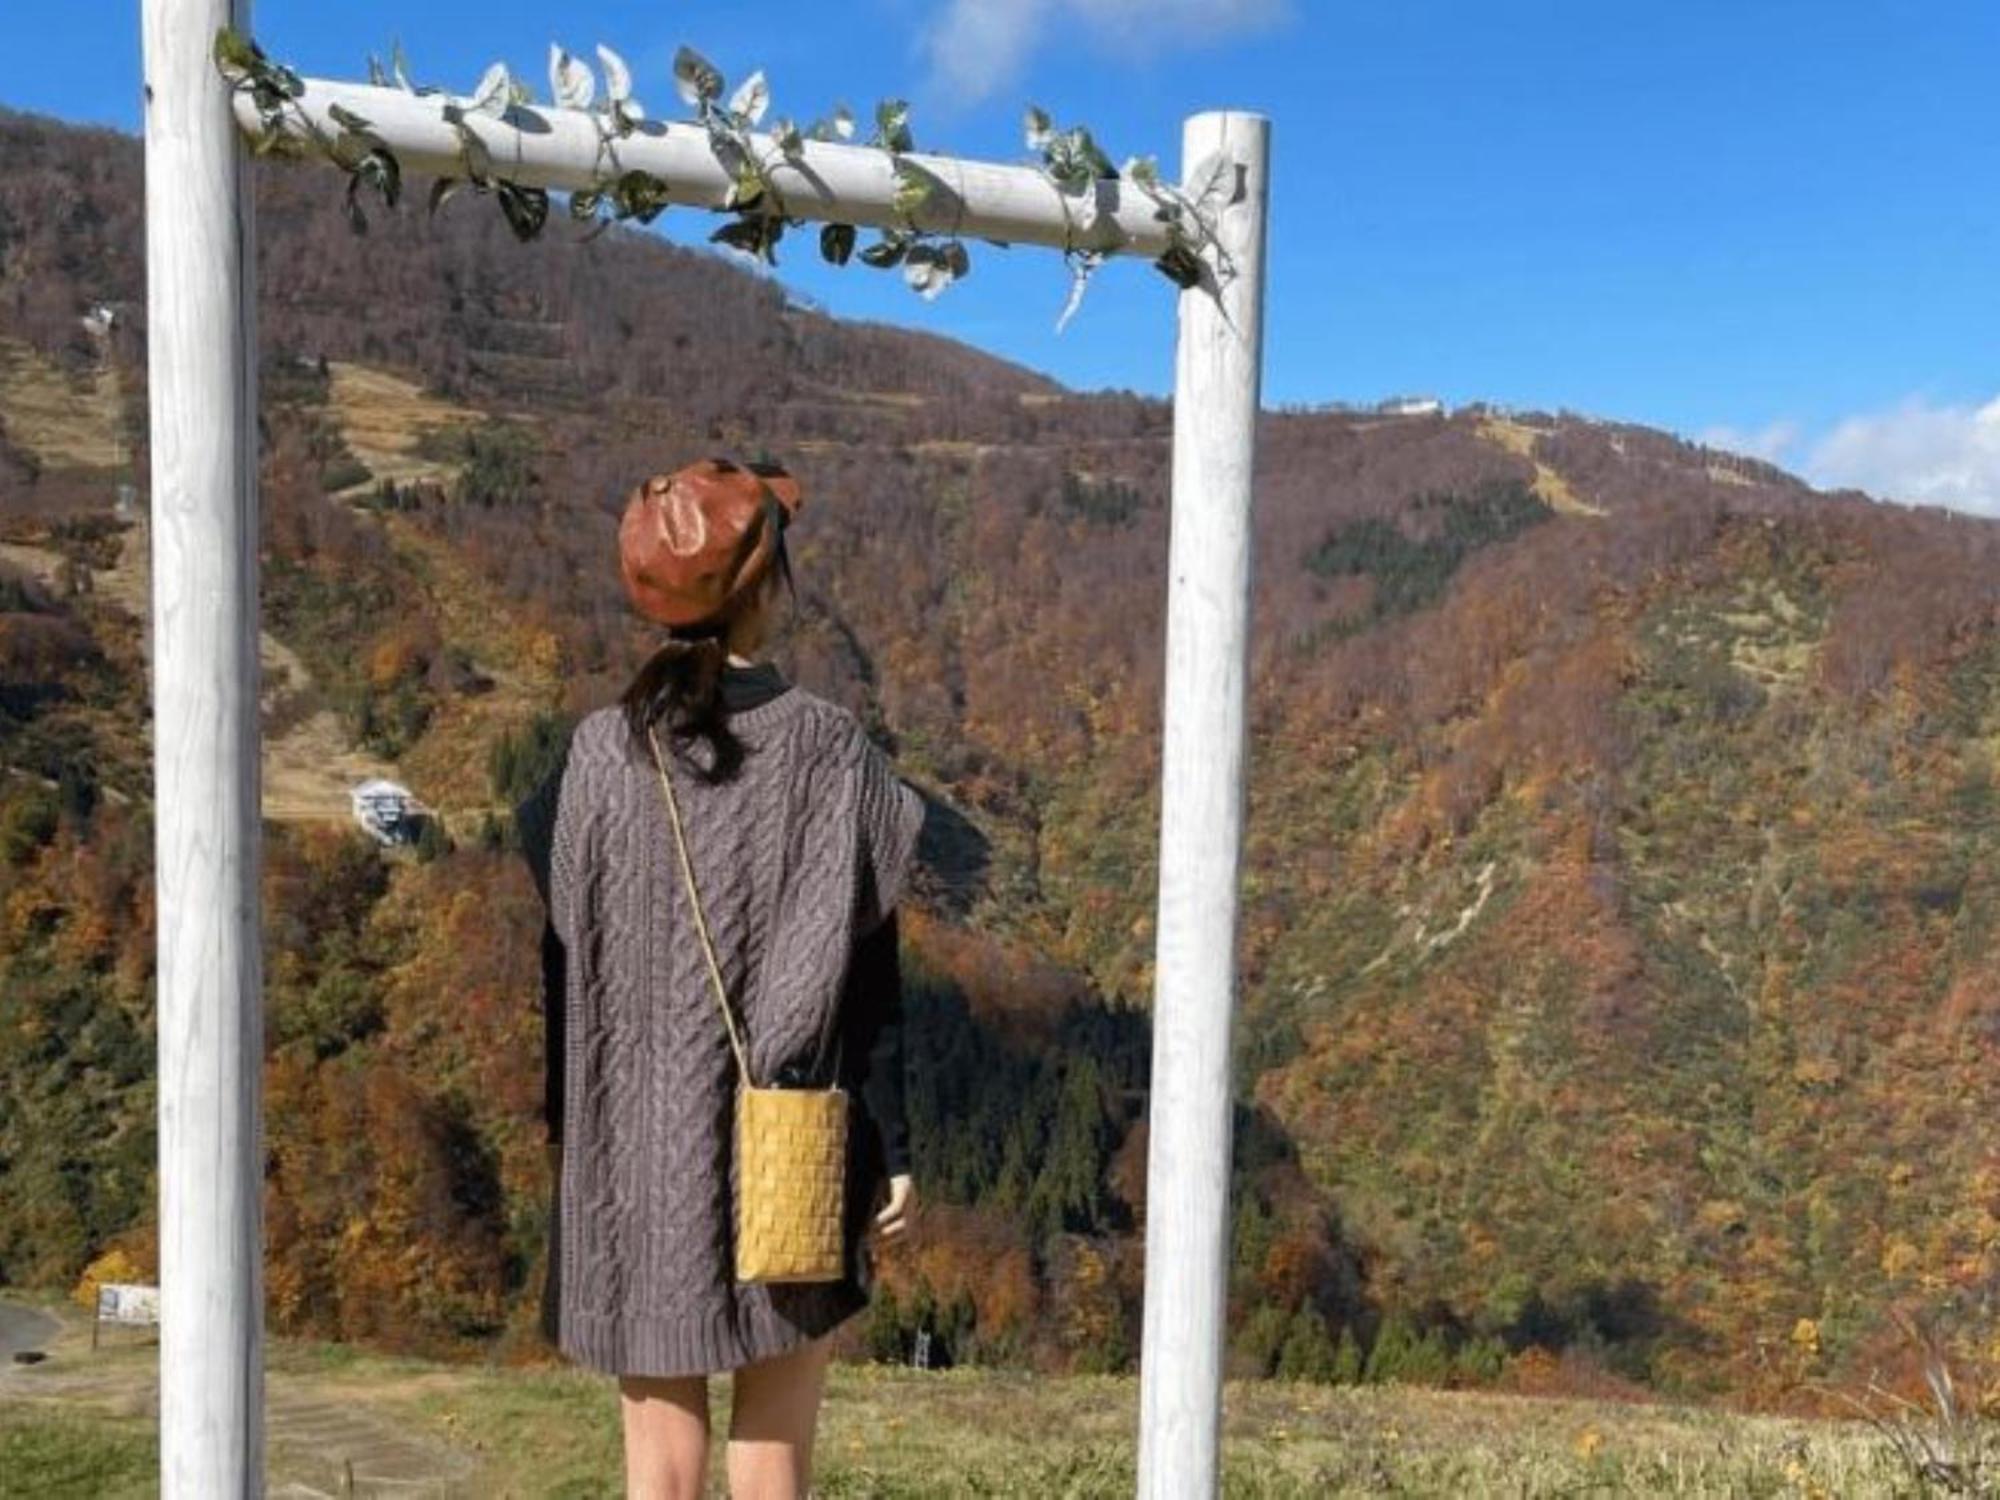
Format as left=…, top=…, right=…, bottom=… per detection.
left=0, top=1290, right=1965, bottom=1498
left=325, top=362, right=487, bottom=491
left=0, top=339, right=125, bottom=470
left=1476, top=416, right=1606, bottom=518
left=370, top=513, right=561, bottom=822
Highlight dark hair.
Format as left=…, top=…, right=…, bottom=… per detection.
left=619, top=623, right=741, bottom=784
left=618, top=558, right=790, bottom=785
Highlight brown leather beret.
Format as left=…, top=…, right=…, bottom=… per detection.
left=617, top=456, right=802, bottom=627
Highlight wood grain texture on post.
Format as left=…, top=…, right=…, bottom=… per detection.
left=1136, top=109, right=1271, bottom=1500
left=143, top=0, right=266, bottom=1494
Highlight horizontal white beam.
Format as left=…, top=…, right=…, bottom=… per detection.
left=232, top=79, right=1179, bottom=259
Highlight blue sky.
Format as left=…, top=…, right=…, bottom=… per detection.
left=6, top=1, right=1998, bottom=510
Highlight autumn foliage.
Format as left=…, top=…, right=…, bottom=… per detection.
left=5, top=105, right=2000, bottom=1405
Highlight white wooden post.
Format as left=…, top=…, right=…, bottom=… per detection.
left=1136, top=109, right=1270, bottom=1500
left=143, top=0, right=265, bottom=1494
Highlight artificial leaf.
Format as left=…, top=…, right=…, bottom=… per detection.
left=549, top=44, right=595, bottom=111
left=367, top=54, right=390, bottom=88
left=451, top=119, right=494, bottom=186
left=211, top=26, right=259, bottom=77
left=357, top=147, right=401, bottom=208
left=495, top=180, right=550, bottom=241
left=471, top=61, right=511, bottom=117
left=703, top=119, right=753, bottom=189
left=674, top=46, right=723, bottom=107
left=726, top=162, right=766, bottom=212
left=1155, top=243, right=1203, bottom=290
left=568, top=187, right=602, bottom=222
left=330, top=130, right=372, bottom=170
left=873, top=98, right=912, bottom=153
left=831, top=103, right=855, bottom=140
left=328, top=102, right=373, bottom=135
left=892, top=161, right=934, bottom=219
left=1075, top=126, right=1116, bottom=179
left=858, top=233, right=908, bottom=268
left=710, top=214, right=783, bottom=265
left=729, top=69, right=769, bottom=127
left=1056, top=248, right=1102, bottom=333
left=903, top=244, right=948, bottom=299
left=428, top=177, right=461, bottom=216
left=820, top=222, right=856, bottom=266
left=596, top=43, right=632, bottom=104
left=1024, top=105, right=1053, bottom=152
left=611, top=170, right=672, bottom=224
left=772, top=118, right=805, bottom=158
left=391, top=38, right=421, bottom=94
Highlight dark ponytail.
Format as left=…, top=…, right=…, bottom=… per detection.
left=619, top=620, right=746, bottom=784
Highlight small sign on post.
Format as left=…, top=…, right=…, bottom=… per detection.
left=93, top=1282, right=161, bottom=1351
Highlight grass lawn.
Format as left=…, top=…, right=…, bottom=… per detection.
left=0, top=1291, right=1948, bottom=1496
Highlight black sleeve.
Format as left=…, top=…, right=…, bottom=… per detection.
left=540, top=918, right=566, bottom=1148
left=514, top=735, right=575, bottom=1149
left=840, top=909, right=910, bottom=1177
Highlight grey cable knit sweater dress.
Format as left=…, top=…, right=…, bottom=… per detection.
left=514, top=676, right=925, bottom=1377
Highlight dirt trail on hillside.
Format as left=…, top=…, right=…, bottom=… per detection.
left=4, top=526, right=400, bottom=825
left=0, top=1298, right=477, bottom=1497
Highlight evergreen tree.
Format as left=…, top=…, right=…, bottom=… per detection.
left=1452, top=1334, right=1507, bottom=1386
left=862, top=1286, right=904, bottom=1364
left=1402, top=1325, right=1453, bottom=1385
left=1331, top=1325, right=1365, bottom=1385
left=414, top=815, right=451, bottom=863
left=1275, top=1305, right=1338, bottom=1382
left=1232, top=1302, right=1288, bottom=1377
left=1364, top=1309, right=1418, bottom=1384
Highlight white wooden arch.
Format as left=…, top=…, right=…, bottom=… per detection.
left=141, top=3, right=1268, bottom=1494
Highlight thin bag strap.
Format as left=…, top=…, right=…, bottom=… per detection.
left=647, top=722, right=757, bottom=1089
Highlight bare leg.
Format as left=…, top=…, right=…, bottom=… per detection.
left=619, top=1372, right=711, bottom=1500
left=726, top=1330, right=836, bottom=1499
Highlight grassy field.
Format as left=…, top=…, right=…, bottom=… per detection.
left=0, top=1291, right=1956, bottom=1497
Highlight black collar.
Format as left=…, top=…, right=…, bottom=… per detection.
left=720, top=660, right=791, bottom=711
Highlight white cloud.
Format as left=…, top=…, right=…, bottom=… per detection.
left=1698, top=419, right=1803, bottom=465
left=918, top=0, right=1289, bottom=105
left=1803, top=395, right=2000, bottom=518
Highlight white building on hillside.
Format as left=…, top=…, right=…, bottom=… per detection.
left=1376, top=393, right=1445, bottom=417
left=350, top=778, right=423, bottom=846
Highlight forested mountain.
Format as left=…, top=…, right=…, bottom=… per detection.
left=4, top=105, right=1997, bottom=1408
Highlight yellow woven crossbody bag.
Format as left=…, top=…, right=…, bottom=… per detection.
left=647, top=723, right=849, bottom=1284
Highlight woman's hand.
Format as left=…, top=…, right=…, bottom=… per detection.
left=870, top=1174, right=916, bottom=1246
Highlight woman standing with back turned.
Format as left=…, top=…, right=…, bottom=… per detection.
left=514, top=456, right=925, bottom=1498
